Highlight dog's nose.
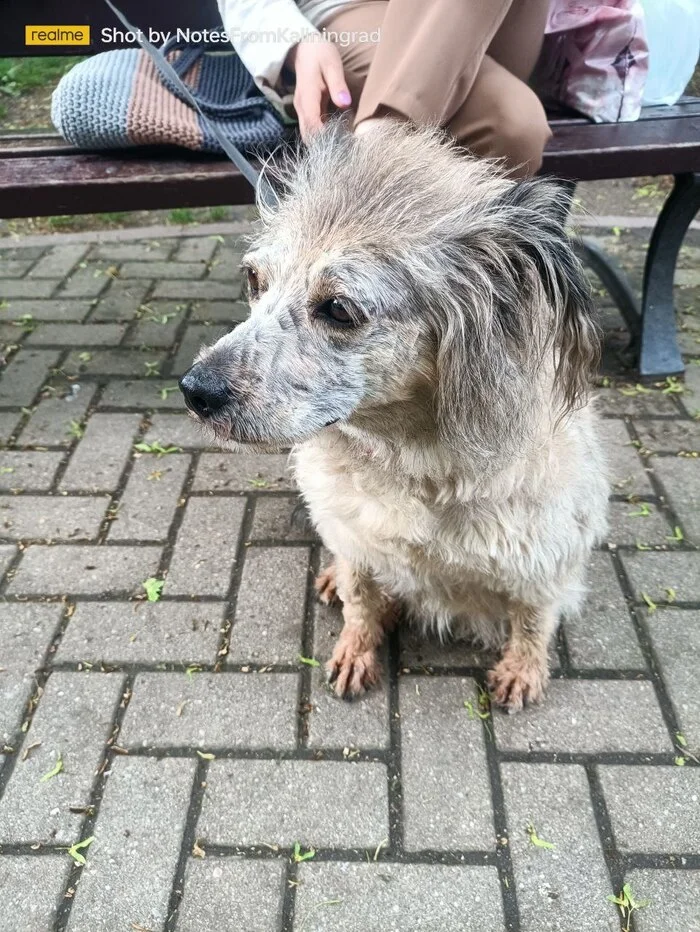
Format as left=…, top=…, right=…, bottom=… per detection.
left=179, top=364, right=229, bottom=418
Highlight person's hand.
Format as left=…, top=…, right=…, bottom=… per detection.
left=286, top=38, right=352, bottom=141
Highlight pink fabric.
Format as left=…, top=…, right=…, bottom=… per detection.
left=536, top=0, right=649, bottom=122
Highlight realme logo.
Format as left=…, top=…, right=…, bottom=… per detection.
left=25, top=25, right=90, bottom=46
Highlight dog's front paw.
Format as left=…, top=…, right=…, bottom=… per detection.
left=326, top=633, right=382, bottom=700
left=487, top=653, right=549, bottom=714
left=315, top=563, right=339, bottom=605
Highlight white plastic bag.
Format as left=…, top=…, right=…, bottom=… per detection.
left=641, top=0, right=700, bottom=106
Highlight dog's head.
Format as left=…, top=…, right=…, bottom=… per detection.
left=180, top=121, right=598, bottom=463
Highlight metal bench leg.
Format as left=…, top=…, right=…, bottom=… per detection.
left=639, top=172, right=700, bottom=378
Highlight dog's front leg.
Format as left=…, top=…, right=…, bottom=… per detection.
left=487, top=601, right=557, bottom=713
left=325, top=557, right=395, bottom=699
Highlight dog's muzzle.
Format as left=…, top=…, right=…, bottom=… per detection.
left=179, top=364, right=229, bottom=419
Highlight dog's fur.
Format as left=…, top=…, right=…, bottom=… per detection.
left=186, top=121, right=609, bottom=711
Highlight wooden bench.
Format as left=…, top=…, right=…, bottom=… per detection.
left=2, top=0, right=699, bottom=377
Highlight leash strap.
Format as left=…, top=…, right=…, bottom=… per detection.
left=102, top=0, right=272, bottom=201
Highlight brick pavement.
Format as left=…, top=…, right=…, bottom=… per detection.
left=0, top=227, right=699, bottom=931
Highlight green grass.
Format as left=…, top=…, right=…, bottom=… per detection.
left=0, top=56, right=85, bottom=97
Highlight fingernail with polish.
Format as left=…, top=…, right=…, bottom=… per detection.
left=338, top=90, right=352, bottom=107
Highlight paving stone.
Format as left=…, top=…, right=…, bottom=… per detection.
left=56, top=601, right=225, bottom=664
left=621, top=551, right=700, bottom=603
left=57, top=263, right=113, bottom=299
left=174, top=236, right=219, bottom=264
left=108, top=453, right=189, bottom=540
left=597, top=388, right=680, bottom=417
left=625, top=869, right=700, bottom=931
left=26, top=244, right=88, bottom=279
left=190, top=299, right=249, bottom=323
left=120, top=260, right=206, bottom=279
left=599, top=418, right=654, bottom=495
left=599, top=766, right=700, bottom=853
left=0, top=246, right=45, bottom=261
left=63, top=348, right=167, bottom=378
left=207, top=249, right=246, bottom=282
left=295, top=863, right=505, bottom=932
left=167, top=497, right=245, bottom=595
left=0, top=348, right=60, bottom=406
left=0, top=279, right=59, bottom=298
left=173, top=324, right=228, bottom=376
left=250, top=495, right=317, bottom=542
left=308, top=599, right=390, bottom=749
left=99, top=379, right=183, bottom=409
left=400, top=676, right=493, bottom=851
left=564, top=552, right=644, bottom=669
left=0, top=451, right=64, bottom=490
left=494, top=680, right=670, bottom=753
left=1, top=299, right=92, bottom=322
left=193, top=452, right=294, bottom=491
left=0, top=856, right=72, bottom=932
left=606, top=499, right=674, bottom=544
left=0, top=672, right=123, bottom=844
left=0, top=258, right=35, bottom=277
left=198, top=759, right=389, bottom=847
left=681, top=365, right=700, bottom=417
left=0, top=411, right=21, bottom=444
left=0, top=495, right=108, bottom=540
left=646, top=610, right=700, bottom=748
left=93, top=241, right=173, bottom=262
left=0, top=542, right=16, bottom=580
left=66, top=756, right=196, bottom=931
left=228, top=547, right=309, bottom=663
left=399, top=626, right=493, bottom=669
left=502, top=763, right=618, bottom=932
left=651, top=456, right=700, bottom=543
left=0, top=603, right=62, bottom=743
left=144, top=413, right=215, bottom=449
left=87, top=279, right=150, bottom=322
left=121, top=672, right=300, bottom=749
left=60, top=413, right=140, bottom=491
left=124, top=307, right=184, bottom=348
left=177, top=859, right=285, bottom=932
left=24, top=323, right=126, bottom=346
left=7, top=544, right=161, bottom=596
left=153, top=279, right=241, bottom=300
left=19, top=383, right=98, bottom=446
left=635, top=419, right=700, bottom=452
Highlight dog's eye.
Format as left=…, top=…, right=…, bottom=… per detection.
left=246, top=267, right=260, bottom=301
left=315, top=298, right=354, bottom=328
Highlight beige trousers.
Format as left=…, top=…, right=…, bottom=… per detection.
left=322, top=0, right=552, bottom=177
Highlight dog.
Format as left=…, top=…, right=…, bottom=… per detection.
left=179, top=120, right=609, bottom=713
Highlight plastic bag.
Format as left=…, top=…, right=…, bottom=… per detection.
left=641, top=0, right=700, bottom=106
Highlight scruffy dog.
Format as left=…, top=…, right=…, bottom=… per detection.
left=179, top=121, right=608, bottom=713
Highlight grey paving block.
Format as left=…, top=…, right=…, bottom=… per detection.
left=0, top=411, right=21, bottom=444
left=295, top=862, right=505, bottom=932
left=190, top=300, right=249, bottom=323
left=399, top=626, right=492, bottom=669
left=121, top=671, right=300, bottom=749
left=0, top=246, right=46, bottom=261
left=501, top=763, right=618, bottom=932
left=99, top=378, right=183, bottom=409
left=599, top=418, right=654, bottom=495
left=57, top=263, right=112, bottom=299
left=0, top=451, right=64, bottom=490
left=564, top=552, right=644, bottom=669
left=0, top=349, right=60, bottom=406
left=597, top=389, right=680, bottom=418
left=228, top=547, right=309, bottom=664
left=0, top=494, right=108, bottom=540
left=0, top=279, right=59, bottom=298
left=63, top=348, right=167, bottom=378
left=172, top=324, right=228, bottom=377
left=124, top=310, right=183, bottom=349
left=153, top=279, right=240, bottom=300
left=599, top=766, right=700, bottom=853
left=177, top=858, right=285, bottom=932
left=0, top=672, right=123, bottom=844
left=0, top=542, right=17, bottom=581
left=19, top=383, right=98, bottom=446
left=635, top=419, right=700, bottom=452
left=7, top=543, right=161, bottom=596
left=60, top=413, right=141, bottom=491
left=207, top=249, right=246, bottom=282
left=25, top=323, right=126, bottom=346
left=308, top=600, right=390, bottom=749
left=400, top=676, right=493, bottom=851
left=1, top=299, right=92, bottom=322
left=193, top=452, right=294, bottom=491
left=621, top=552, right=700, bottom=603
left=651, top=456, right=700, bottom=543
left=173, top=236, right=219, bottom=264
left=494, top=680, right=670, bottom=753
left=108, top=453, right=189, bottom=540
left=647, top=610, right=700, bottom=747
left=166, top=497, right=245, bottom=595
left=56, top=601, right=225, bottom=664
left=251, top=495, right=317, bottom=542
left=198, top=759, right=389, bottom=847
left=0, top=856, right=72, bottom=932
left=66, top=756, right=197, bottom=932
left=607, top=499, right=673, bottom=545
left=87, top=279, right=150, bottom=322
left=0, top=258, right=35, bottom=278
left=120, top=260, right=206, bottom=280
left=26, top=244, right=88, bottom=279
left=625, top=869, right=700, bottom=931
left=93, top=242, right=173, bottom=262
left=144, top=413, right=215, bottom=450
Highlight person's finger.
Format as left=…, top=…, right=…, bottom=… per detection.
left=321, top=56, right=352, bottom=109
left=296, top=91, right=324, bottom=141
